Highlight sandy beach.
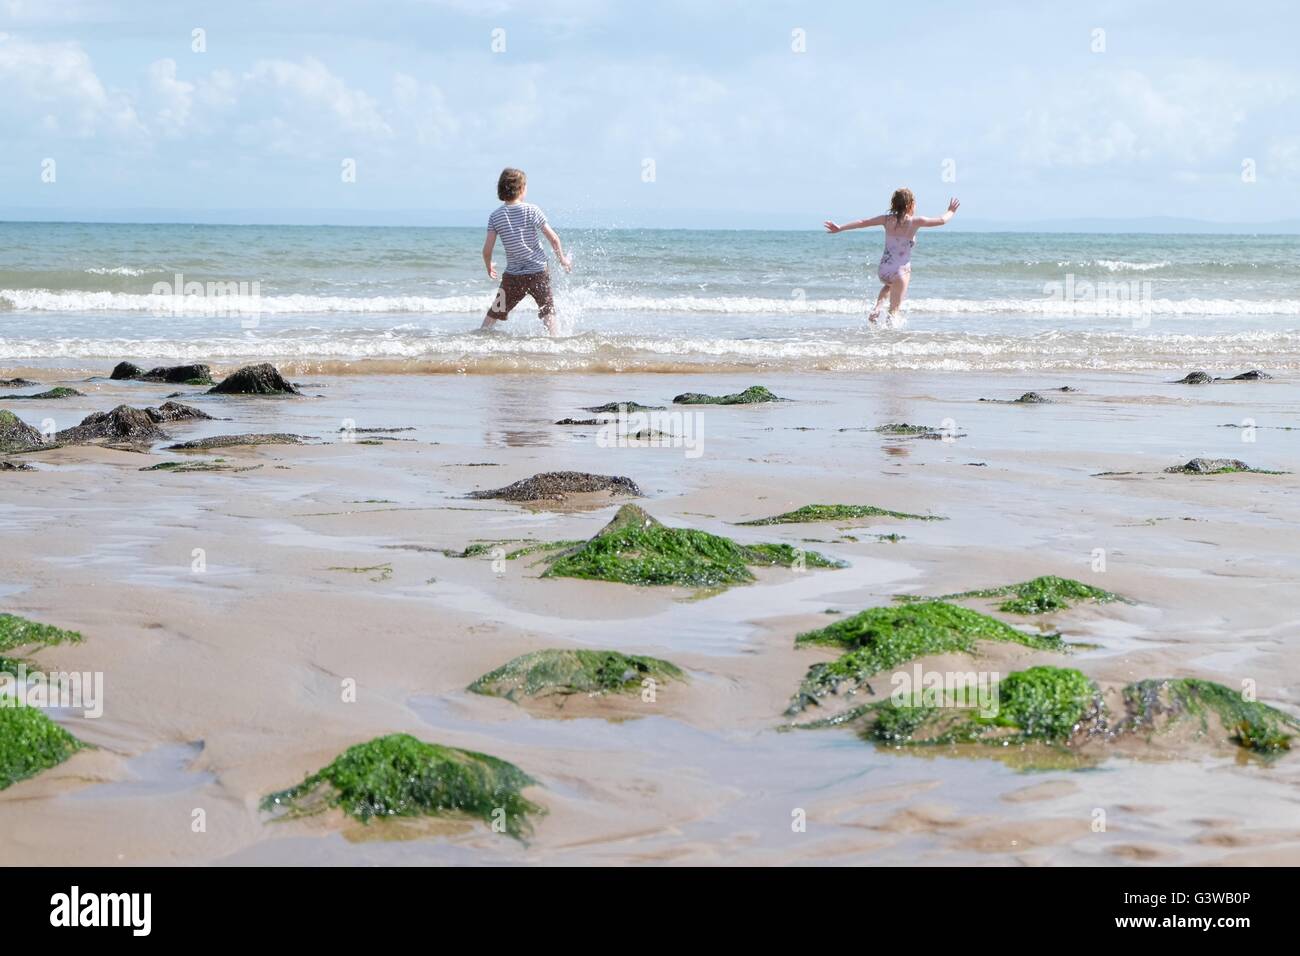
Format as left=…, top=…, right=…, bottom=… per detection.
left=2, top=363, right=1297, bottom=865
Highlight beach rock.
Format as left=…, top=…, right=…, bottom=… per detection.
left=1164, top=457, right=1253, bottom=475
left=145, top=401, right=214, bottom=423
left=673, top=385, right=783, bottom=405
left=109, top=362, right=144, bottom=380
left=56, top=405, right=171, bottom=445
left=0, top=410, right=47, bottom=452
left=0, top=460, right=34, bottom=471
left=582, top=401, right=667, bottom=414
left=166, top=433, right=307, bottom=450
left=111, top=362, right=213, bottom=384
left=207, top=363, right=301, bottom=395
left=260, top=733, right=542, bottom=837
left=468, top=471, right=642, bottom=501
left=554, top=418, right=601, bottom=426
left=0, top=387, right=83, bottom=400
left=1175, top=370, right=1214, bottom=384
left=1014, top=391, right=1051, bottom=404
left=469, top=649, right=683, bottom=702
left=0, top=378, right=38, bottom=388
left=738, top=503, right=942, bottom=525
left=1227, top=369, right=1272, bottom=381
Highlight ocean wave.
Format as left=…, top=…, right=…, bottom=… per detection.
left=3, top=329, right=1299, bottom=374
left=4, top=288, right=1300, bottom=318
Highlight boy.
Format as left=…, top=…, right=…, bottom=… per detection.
left=480, top=167, right=572, bottom=334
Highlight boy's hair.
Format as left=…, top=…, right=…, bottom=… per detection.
left=890, top=188, right=915, bottom=223
left=497, top=168, right=527, bottom=201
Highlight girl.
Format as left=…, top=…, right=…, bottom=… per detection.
left=824, top=189, right=959, bottom=327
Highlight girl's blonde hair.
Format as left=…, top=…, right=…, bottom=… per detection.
left=890, top=188, right=915, bottom=223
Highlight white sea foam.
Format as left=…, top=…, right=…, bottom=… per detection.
left=2, top=329, right=1297, bottom=373
left=4, top=288, right=1299, bottom=317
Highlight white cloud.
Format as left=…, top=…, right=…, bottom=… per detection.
left=0, top=33, right=141, bottom=136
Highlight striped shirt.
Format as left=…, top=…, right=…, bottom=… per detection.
left=488, top=202, right=549, bottom=275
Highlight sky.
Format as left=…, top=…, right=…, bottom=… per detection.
left=1, top=0, right=1298, bottom=228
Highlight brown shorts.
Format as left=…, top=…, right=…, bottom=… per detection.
left=486, top=269, right=555, bottom=322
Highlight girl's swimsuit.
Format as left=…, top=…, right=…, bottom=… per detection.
left=878, top=230, right=915, bottom=282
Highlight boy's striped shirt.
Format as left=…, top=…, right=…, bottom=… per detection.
left=488, top=202, right=549, bottom=275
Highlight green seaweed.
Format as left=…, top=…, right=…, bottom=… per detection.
left=542, top=504, right=843, bottom=588
left=899, top=575, right=1123, bottom=615
left=0, top=613, right=83, bottom=655
left=672, top=385, right=783, bottom=405
left=0, top=706, right=83, bottom=789
left=261, top=733, right=542, bottom=837
left=469, top=648, right=683, bottom=701
left=788, top=601, right=1065, bottom=714
left=738, top=503, right=942, bottom=526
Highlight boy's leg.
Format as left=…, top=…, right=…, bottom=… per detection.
left=482, top=274, right=524, bottom=328
left=526, top=270, right=558, bottom=335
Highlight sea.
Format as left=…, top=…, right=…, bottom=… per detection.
left=1, top=222, right=1297, bottom=374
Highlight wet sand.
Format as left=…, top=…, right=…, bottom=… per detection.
left=2, top=366, right=1298, bottom=865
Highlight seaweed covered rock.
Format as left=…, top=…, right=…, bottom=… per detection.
left=1119, top=678, right=1297, bottom=754
left=0, top=707, right=83, bottom=790
left=543, top=504, right=842, bottom=588
left=469, top=649, right=683, bottom=701
left=554, top=418, right=601, bottom=426
left=739, top=503, right=942, bottom=526
left=1227, top=369, right=1271, bottom=381
left=1165, top=458, right=1256, bottom=475
left=468, top=471, right=641, bottom=502
left=55, top=405, right=169, bottom=446
left=0, top=387, right=82, bottom=400
left=672, top=385, right=783, bottom=405
left=1014, top=391, right=1050, bottom=404
left=803, top=668, right=1299, bottom=765
left=901, top=575, right=1123, bottom=615
left=788, top=601, right=1067, bottom=714
left=0, top=410, right=46, bottom=453
left=166, top=433, right=306, bottom=450
left=0, top=378, right=38, bottom=388
left=1175, top=370, right=1214, bottom=384
left=0, top=460, right=34, bottom=472
left=111, top=361, right=213, bottom=384
left=207, top=363, right=301, bottom=395
left=261, top=733, right=542, bottom=837
left=582, top=401, right=666, bottom=414
left=146, top=401, right=213, bottom=423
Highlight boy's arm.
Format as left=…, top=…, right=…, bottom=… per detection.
left=541, top=223, right=572, bottom=273
left=914, top=198, right=961, bottom=228
left=482, top=229, right=498, bottom=279
left=824, top=214, right=888, bottom=234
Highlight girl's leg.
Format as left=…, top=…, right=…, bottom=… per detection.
left=868, top=282, right=890, bottom=321
left=888, top=272, right=910, bottom=315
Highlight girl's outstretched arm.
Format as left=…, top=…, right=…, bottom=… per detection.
left=824, top=214, right=889, bottom=233
left=913, top=197, right=961, bottom=228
